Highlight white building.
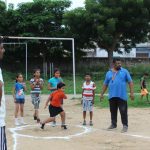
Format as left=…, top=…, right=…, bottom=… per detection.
left=84, top=43, right=150, bottom=58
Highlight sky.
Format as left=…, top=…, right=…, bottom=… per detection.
left=4, top=0, right=85, bottom=9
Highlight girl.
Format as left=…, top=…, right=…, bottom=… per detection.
left=30, top=69, right=44, bottom=123
left=12, top=73, right=27, bottom=126
left=82, top=73, right=96, bottom=126
left=48, top=68, right=63, bottom=126
left=48, top=68, right=63, bottom=92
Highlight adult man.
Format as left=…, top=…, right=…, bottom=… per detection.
left=100, top=58, right=134, bottom=133
left=0, top=39, right=7, bottom=149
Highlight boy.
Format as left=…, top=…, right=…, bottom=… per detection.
left=82, top=73, right=96, bottom=126
left=40, top=82, right=67, bottom=129
left=140, top=73, right=149, bottom=102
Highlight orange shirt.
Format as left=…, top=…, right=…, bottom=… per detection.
left=50, top=90, right=67, bottom=107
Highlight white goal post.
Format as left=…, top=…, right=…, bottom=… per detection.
left=1, top=36, right=76, bottom=97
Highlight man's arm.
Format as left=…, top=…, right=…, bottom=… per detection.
left=100, top=84, right=108, bottom=100
left=0, top=81, right=3, bottom=106
left=129, top=82, right=134, bottom=101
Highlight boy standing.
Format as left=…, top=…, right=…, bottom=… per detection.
left=82, top=73, right=96, bottom=126
left=140, top=73, right=149, bottom=102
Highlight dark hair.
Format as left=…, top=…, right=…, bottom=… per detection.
left=144, top=73, right=149, bottom=76
left=57, top=82, right=65, bottom=89
left=33, top=69, right=40, bottom=77
left=85, top=73, right=91, bottom=77
left=16, top=73, right=23, bottom=83
left=113, top=58, right=121, bottom=63
left=54, top=68, right=60, bottom=74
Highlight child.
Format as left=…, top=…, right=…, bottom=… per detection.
left=40, top=82, right=67, bottom=130
left=30, top=69, right=44, bottom=123
left=82, top=73, right=96, bottom=126
left=12, top=73, right=27, bottom=126
left=48, top=68, right=63, bottom=92
left=48, top=68, right=63, bottom=126
left=140, top=73, right=149, bottom=103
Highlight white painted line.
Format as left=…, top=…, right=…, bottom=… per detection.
left=9, top=124, right=93, bottom=150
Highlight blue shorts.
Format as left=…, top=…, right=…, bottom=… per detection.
left=15, top=99, right=25, bottom=104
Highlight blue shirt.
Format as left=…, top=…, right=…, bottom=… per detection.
left=48, top=77, right=63, bottom=93
left=104, top=68, right=132, bottom=101
left=15, top=82, right=25, bottom=99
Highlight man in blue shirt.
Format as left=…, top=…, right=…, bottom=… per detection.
left=100, top=58, right=134, bottom=132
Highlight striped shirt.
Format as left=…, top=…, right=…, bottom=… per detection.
left=82, top=81, right=96, bottom=100
left=30, top=78, right=44, bottom=94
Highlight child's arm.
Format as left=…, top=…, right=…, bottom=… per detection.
left=39, top=80, right=44, bottom=90
left=92, top=83, right=96, bottom=104
left=12, top=86, right=16, bottom=103
left=44, top=95, right=51, bottom=109
left=48, top=83, right=57, bottom=91
left=23, top=83, right=27, bottom=91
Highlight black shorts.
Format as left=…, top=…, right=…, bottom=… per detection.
left=49, top=105, right=64, bottom=117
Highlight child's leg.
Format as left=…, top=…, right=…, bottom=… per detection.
left=20, top=103, right=27, bottom=124
left=60, top=111, right=66, bottom=125
left=60, top=111, right=67, bottom=129
left=15, top=103, right=20, bottom=125
left=42, top=117, right=55, bottom=124
left=20, top=104, right=24, bottom=117
left=90, top=111, right=93, bottom=121
left=41, top=117, right=55, bottom=129
left=15, top=103, right=19, bottom=118
left=83, top=111, right=86, bottom=121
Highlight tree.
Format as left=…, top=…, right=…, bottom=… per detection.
left=0, top=1, right=6, bottom=35
left=3, top=0, right=72, bottom=63
left=64, top=0, right=150, bottom=66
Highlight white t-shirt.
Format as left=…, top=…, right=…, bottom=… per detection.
left=0, top=68, right=5, bottom=127
left=82, top=81, right=96, bottom=100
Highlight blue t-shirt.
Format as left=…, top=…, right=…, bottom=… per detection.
left=104, top=68, right=132, bottom=101
left=48, top=77, right=63, bottom=93
left=14, top=82, right=25, bottom=100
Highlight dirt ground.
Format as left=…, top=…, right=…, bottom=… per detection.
left=5, top=95, right=150, bottom=150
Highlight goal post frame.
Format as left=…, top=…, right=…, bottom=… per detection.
left=2, top=36, right=76, bottom=97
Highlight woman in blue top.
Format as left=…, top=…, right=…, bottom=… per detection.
left=12, top=73, right=27, bottom=126
left=48, top=68, right=63, bottom=126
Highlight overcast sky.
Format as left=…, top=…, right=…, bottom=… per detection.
left=3, top=0, right=85, bottom=9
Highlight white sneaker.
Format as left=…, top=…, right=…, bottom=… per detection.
left=20, top=118, right=27, bottom=125
left=15, top=118, right=20, bottom=126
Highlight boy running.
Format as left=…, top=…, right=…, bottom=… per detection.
left=40, top=82, right=67, bottom=130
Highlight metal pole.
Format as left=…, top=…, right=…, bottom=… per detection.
left=46, top=62, right=47, bottom=78
left=52, top=62, right=54, bottom=76
left=3, top=36, right=73, bottom=41
left=25, top=43, right=28, bottom=80
left=72, top=39, right=76, bottom=97
left=49, top=62, right=51, bottom=79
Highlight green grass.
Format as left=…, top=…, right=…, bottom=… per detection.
left=94, top=95, right=150, bottom=108
left=3, top=70, right=150, bottom=108
left=3, top=73, right=145, bottom=95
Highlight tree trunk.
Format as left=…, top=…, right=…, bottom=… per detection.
left=108, top=50, right=113, bottom=68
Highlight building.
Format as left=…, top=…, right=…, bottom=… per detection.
left=84, top=43, right=150, bottom=58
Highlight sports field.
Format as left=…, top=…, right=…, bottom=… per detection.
left=6, top=95, right=150, bottom=150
